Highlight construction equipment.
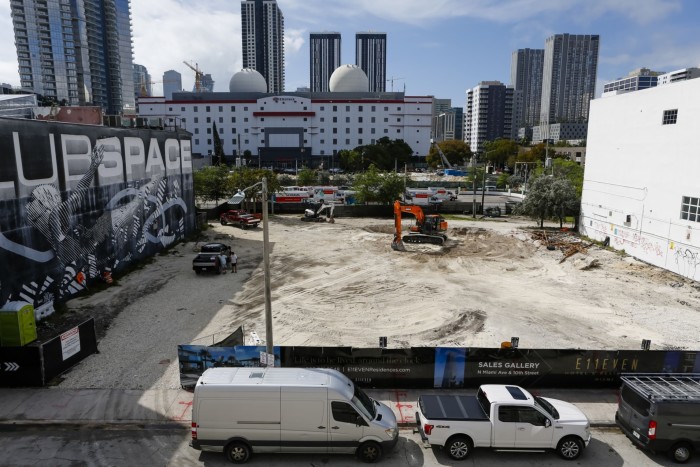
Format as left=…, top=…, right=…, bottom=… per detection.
left=431, top=139, right=452, bottom=169
left=183, top=61, right=204, bottom=93
left=392, top=200, right=447, bottom=251
left=301, top=201, right=335, bottom=223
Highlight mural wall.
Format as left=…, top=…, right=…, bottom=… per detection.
left=0, top=118, right=195, bottom=317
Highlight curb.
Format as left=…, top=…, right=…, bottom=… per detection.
left=0, top=420, right=190, bottom=430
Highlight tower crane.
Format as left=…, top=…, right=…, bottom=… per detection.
left=386, top=76, right=405, bottom=92
left=183, top=61, right=204, bottom=93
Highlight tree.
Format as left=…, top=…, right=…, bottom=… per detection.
left=296, top=167, right=316, bottom=186
left=483, top=139, right=518, bottom=168
left=517, top=174, right=579, bottom=228
left=353, top=164, right=404, bottom=204
left=193, top=164, right=231, bottom=205
left=426, top=140, right=472, bottom=168
left=243, top=149, right=252, bottom=166
left=338, top=149, right=361, bottom=172
left=354, top=137, right=414, bottom=171
left=212, top=122, right=225, bottom=165
left=229, top=167, right=281, bottom=212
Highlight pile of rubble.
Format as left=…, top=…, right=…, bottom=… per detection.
left=531, top=230, right=598, bottom=268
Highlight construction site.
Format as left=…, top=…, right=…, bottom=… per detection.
left=56, top=213, right=700, bottom=391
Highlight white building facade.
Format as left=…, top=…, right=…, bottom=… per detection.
left=138, top=92, right=433, bottom=167
left=579, top=78, right=700, bottom=280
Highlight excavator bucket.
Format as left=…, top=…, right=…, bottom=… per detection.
left=391, top=239, right=406, bottom=251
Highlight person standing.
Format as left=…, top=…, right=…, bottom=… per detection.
left=231, top=251, right=238, bottom=273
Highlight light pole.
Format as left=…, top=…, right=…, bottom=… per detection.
left=229, top=177, right=273, bottom=354
left=469, top=155, right=477, bottom=218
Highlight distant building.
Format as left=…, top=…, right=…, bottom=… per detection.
left=602, top=68, right=664, bottom=96
left=431, top=98, right=451, bottom=139
left=199, top=74, right=215, bottom=93
left=433, top=107, right=463, bottom=142
left=241, top=0, right=285, bottom=93
left=138, top=69, right=433, bottom=166
left=134, top=64, right=151, bottom=99
left=163, top=70, right=182, bottom=100
left=540, top=34, right=599, bottom=125
left=310, top=32, right=341, bottom=92
left=657, top=67, right=700, bottom=86
left=0, top=94, right=38, bottom=118
left=532, top=123, right=588, bottom=144
left=511, top=48, right=544, bottom=128
left=465, top=81, right=514, bottom=154
left=10, top=0, right=136, bottom=115
left=356, top=32, right=387, bottom=93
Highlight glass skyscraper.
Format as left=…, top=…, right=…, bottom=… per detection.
left=511, top=48, right=544, bottom=128
left=356, top=32, right=386, bottom=93
left=309, top=32, right=341, bottom=93
left=241, top=0, right=285, bottom=93
left=10, top=0, right=136, bottom=115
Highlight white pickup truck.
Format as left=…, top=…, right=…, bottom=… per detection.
left=415, top=385, right=591, bottom=461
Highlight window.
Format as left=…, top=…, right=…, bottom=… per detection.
left=498, top=406, right=518, bottom=423
left=333, top=128, right=338, bottom=134
left=207, top=139, right=212, bottom=145
left=397, top=129, right=401, bottom=133
left=320, top=106, right=325, bottom=111
left=218, top=106, right=223, bottom=112
left=231, top=117, right=236, bottom=123
left=333, top=117, right=337, bottom=123
left=195, top=138, right=199, bottom=145
left=244, top=118, right=248, bottom=122
left=397, top=118, right=401, bottom=122
left=345, top=106, right=350, bottom=112
left=359, top=106, right=363, bottom=111
left=371, top=106, right=376, bottom=112
left=371, top=128, right=376, bottom=134
left=244, top=106, right=248, bottom=111
left=181, top=107, right=185, bottom=111
left=206, top=117, right=211, bottom=123
left=232, top=128, right=236, bottom=133
left=320, top=139, right=325, bottom=144
left=260, top=107, right=264, bottom=111
left=194, top=117, right=199, bottom=123
left=219, top=117, right=223, bottom=123
left=168, top=107, right=173, bottom=111
left=384, top=129, right=388, bottom=134
left=397, top=107, right=402, bottom=111
left=371, top=117, right=376, bottom=123
left=663, top=109, right=678, bottom=125
left=206, top=106, right=210, bottom=112
left=320, top=117, right=325, bottom=122
left=346, top=117, right=350, bottom=123
left=207, top=128, right=211, bottom=134
left=358, top=117, right=363, bottom=123
left=244, top=129, right=249, bottom=133
left=194, top=106, right=198, bottom=112
left=320, top=128, right=325, bottom=133
left=345, top=139, right=350, bottom=145
left=333, top=138, right=338, bottom=145
left=261, top=118, right=265, bottom=121
left=231, top=106, right=236, bottom=111
left=345, top=128, right=350, bottom=134
left=194, top=128, right=199, bottom=134
left=681, top=196, right=700, bottom=222
left=333, top=105, right=337, bottom=111
left=384, top=106, right=388, bottom=111
left=358, top=139, right=363, bottom=144
left=384, top=118, right=388, bottom=122
left=303, top=106, right=307, bottom=110
left=358, top=128, right=363, bottom=134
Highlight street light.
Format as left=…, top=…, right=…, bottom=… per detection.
left=468, top=155, right=477, bottom=218
left=229, top=177, right=273, bottom=354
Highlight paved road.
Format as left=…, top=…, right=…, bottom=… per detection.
left=0, top=426, right=691, bottom=466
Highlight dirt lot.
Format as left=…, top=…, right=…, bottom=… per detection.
left=56, top=214, right=700, bottom=389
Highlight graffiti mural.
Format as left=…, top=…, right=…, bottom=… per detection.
left=674, top=247, right=700, bottom=280
left=0, top=118, right=195, bottom=317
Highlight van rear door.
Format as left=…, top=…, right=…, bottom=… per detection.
left=281, top=387, right=329, bottom=453
left=618, top=384, right=653, bottom=443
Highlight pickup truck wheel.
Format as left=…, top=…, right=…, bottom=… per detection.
left=194, top=269, right=201, bottom=275
left=220, top=219, right=227, bottom=225
left=357, top=441, right=382, bottom=463
left=670, top=442, right=692, bottom=463
left=446, top=436, right=472, bottom=460
left=557, top=436, right=583, bottom=460
left=225, top=441, right=251, bottom=463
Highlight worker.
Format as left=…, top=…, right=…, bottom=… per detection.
left=219, top=252, right=227, bottom=274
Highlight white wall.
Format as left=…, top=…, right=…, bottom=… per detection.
left=580, top=78, right=700, bottom=280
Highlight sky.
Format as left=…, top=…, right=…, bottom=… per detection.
left=1, top=0, right=700, bottom=107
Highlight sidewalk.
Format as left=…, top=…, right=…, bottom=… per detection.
left=0, top=387, right=618, bottom=428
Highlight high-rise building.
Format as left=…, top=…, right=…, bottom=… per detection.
left=10, top=0, right=136, bottom=114
left=163, top=70, right=182, bottom=99
left=465, top=81, right=514, bottom=153
left=602, top=68, right=664, bottom=96
left=434, top=107, right=464, bottom=142
left=241, top=0, right=285, bottom=93
left=511, top=48, right=544, bottom=128
left=540, top=34, right=599, bottom=126
left=198, top=74, right=215, bottom=93
left=356, top=32, right=386, bottom=93
left=309, top=32, right=341, bottom=92
left=133, top=64, right=151, bottom=98
left=657, top=67, right=700, bottom=86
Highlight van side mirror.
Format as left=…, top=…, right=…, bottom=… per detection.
left=355, top=415, right=367, bottom=427
left=545, top=418, right=551, bottom=428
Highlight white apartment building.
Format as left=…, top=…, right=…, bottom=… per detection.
left=579, top=77, right=700, bottom=280
left=138, top=91, right=433, bottom=167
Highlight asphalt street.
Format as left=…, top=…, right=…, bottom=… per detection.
left=0, top=426, right=692, bottom=467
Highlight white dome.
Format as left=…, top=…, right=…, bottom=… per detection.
left=329, top=65, right=369, bottom=92
left=229, top=68, right=267, bottom=93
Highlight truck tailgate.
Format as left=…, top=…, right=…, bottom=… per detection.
left=419, top=395, right=488, bottom=421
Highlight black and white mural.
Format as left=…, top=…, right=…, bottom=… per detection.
left=0, top=118, right=195, bottom=318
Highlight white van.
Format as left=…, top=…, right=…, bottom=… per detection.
left=191, top=367, right=399, bottom=463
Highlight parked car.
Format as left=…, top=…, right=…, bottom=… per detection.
left=220, top=209, right=261, bottom=229
left=616, top=373, right=700, bottom=463
left=192, top=243, right=231, bottom=275
left=415, top=384, right=590, bottom=461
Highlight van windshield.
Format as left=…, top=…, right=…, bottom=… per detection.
left=353, top=386, right=377, bottom=420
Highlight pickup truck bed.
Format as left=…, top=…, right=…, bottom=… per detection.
left=419, top=395, right=488, bottom=421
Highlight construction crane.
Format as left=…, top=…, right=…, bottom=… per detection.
left=183, top=61, right=204, bottom=93
left=386, top=76, right=405, bottom=92
left=430, top=139, right=452, bottom=169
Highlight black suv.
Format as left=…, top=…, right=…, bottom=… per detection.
left=192, top=243, right=231, bottom=275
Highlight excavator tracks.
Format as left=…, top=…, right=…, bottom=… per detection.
left=403, top=234, right=446, bottom=245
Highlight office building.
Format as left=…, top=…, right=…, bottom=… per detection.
left=199, top=74, right=215, bottom=93
left=356, top=32, right=386, bottom=93
left=10, top=0, right=136, bottom=115
left=163, top=70, right=182, bottom=99
left=540, top=34, right=599, bottom=127
left=310, top=32, right=341, bottom=92
left=603, top=68, right=663, bottom=96
left=241, top=0, right=285, bottom=93
left=511, top=48, right=544, bottom=127
left=134, top=63, right=151, bottom=98
left=431, top=98, right=451, bottom=140
left=465, top=81, right=514, bottom=153
left=434, top=107, right=464, bottom=142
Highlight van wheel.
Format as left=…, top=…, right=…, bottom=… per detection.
left=670, top=442, right=692, bottom=463
left=557, top=436, right=583, bottom=460
left=225, top=441, right=251, bottom=464
left=357, top=441, right=382, bottom=463
left=446, top=435, right=472, bottom=460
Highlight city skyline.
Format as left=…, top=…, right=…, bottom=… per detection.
left=1, top=0, right=699, bottom=106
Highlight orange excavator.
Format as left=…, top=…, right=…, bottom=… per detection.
left=392, top=200, right=448, bottom=251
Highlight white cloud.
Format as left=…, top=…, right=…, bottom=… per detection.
left=285, top=28, right=306, bottom=55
